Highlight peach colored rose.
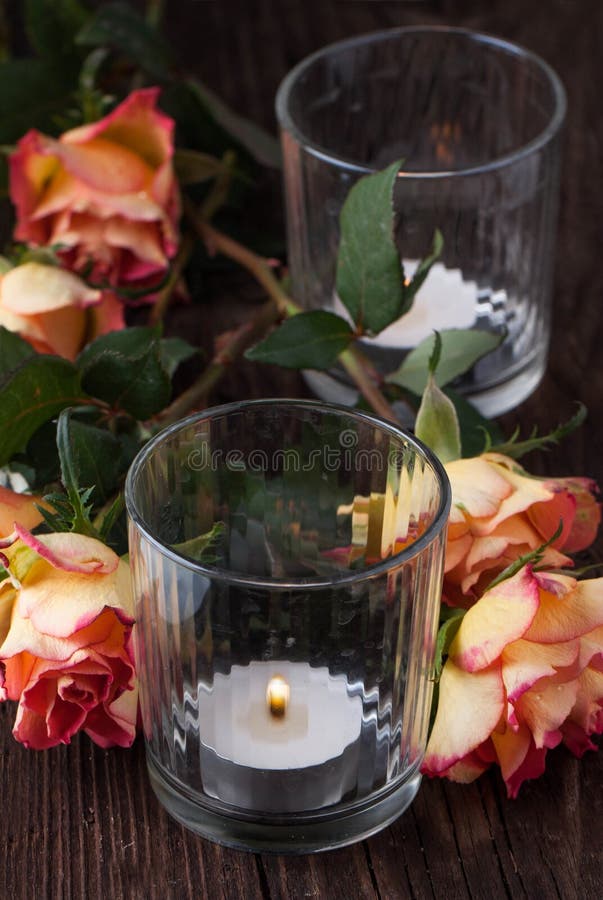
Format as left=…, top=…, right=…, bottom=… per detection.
left=0, top=262, right=125, bottom=359
left=0, top=486, right=46, bottom=537
left=422, top=566, right=603, bottom=797
left=0, top=526, right=137, bottom=749
left=9, top=88, right=179, bottom=300
left=444, top=453, right=600, bottom=607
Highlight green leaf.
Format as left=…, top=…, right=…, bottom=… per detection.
left=189, top=79, right=281, bottom=169
left=246, top=311, right=354, bottom=370
left=487, top=523, right=564, bottom=591
left=415, top=375, right=461, bottom=463
left=57, top=411, right=123, bottom=502
left=0, top=356, right=84, bottom=466
left=0, top=327, right=36, bottom=378
left=76, top=1, right=171, bottom=81
left=173, top=148, right=229, bottom=185
left=159, top=337, right=199, bottom=378
left=443, top=388, right=503, bottom=458
left=336, top=160, right=403, bottom=335
left=434, top=609, right=466, bottom=680
left=386, top=329, right=503, bottom=396
left=25, top=0, right=88, bottom=71
left=77, top=326, right=171, bottom=419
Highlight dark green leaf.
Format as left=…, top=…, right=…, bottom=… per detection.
left=0, top=327, right=36, bottom=378
left=0, top=356, right=84, bottom=466
left=386, top=329, right=503, bottom=396
left=22, top=418, right=60, bottom=487
left=76, top=2, right=171, bottom=81
left=173, top=148, right=228, bottom=185
left=336, top=160, right=403, bottom=335
left=25, top=0, right=88, bottom=72
left=57, top=412, right=123, bottom=502
left=159, top=337, right=199, bottom=377
left=78, top=326, right=171, bottom=419
left=77, top=325, right=160, bottom=367
left=246, top=311, right=354, bottom=370
left=189, top=79, right=281, bottom=169
left=434, top=609, right=466, bottom=680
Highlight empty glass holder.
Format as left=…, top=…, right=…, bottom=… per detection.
left=276, top=27, right=566, bottom=417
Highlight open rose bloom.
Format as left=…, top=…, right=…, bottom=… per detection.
left=0, top=527, right=137, bottom=749
left=9, top=88, right=179, bottom=300
left=0, top=261, right=125, bottom=359
left=444, top=452, right=600, bottom=607
left=423, top=566, right=603, bottom=796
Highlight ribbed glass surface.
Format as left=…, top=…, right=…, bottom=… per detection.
left=126, top=401, right=450, bottom=838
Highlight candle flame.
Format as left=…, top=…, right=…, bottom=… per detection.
left=266, top=675, right=290, bottom=718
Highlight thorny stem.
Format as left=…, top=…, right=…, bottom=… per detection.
left=158, top=298, right=283, bottom=424
left=148, top=233, right=194, bottom=326
left=185, top=206, right=400, bottom=422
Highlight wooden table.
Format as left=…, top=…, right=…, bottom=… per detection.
left=2, top=2, right=602, bottom=897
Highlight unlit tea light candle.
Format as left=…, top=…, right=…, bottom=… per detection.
left=198, top=661, right=364, bottom=811
left=333, top=261, right=477, bottom=348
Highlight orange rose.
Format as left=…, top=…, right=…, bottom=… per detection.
left=444, top=453, right=600, bottom=606
left=0, top=485, right=46, bottom=536
left=422, top=566, right=603, bottom=797
left=0, top=527, right=137, bottom=749
left=9, top=88, right=179, bottom=300
left=0, top=261, right=124, bottom=359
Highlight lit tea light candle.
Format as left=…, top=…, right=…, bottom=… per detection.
left=266, top=674, right=290, bottom=717
left=198, top=661, right=365, bottom=811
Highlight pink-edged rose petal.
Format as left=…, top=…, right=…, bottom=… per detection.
left=423, top=659, right=505, bottom=775
left=449, top=566, right=540, bottom=672
left=14, top=526, right=119, bottom=575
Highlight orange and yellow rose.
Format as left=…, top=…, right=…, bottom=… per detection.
left=9, top=88, right=179, bottom=301
left=422, top=566, right=603, bottom=796
left=444, top=452, right=600, bottom=606
left=0, top=261, right=124, bottom=359
left=0, top=527, right=137, bottom=749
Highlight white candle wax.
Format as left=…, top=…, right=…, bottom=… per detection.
left=198, top=661, right=363, bottom=769
left=333, top=261, right=477, bottom=347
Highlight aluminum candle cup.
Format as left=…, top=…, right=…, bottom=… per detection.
left=276, top=27, right=566, bottom=417
left=126, top=400, right=450, bottom=853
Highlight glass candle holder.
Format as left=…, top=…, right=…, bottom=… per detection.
left=276, top=27, right=566, bottom=417
left=126, top=400, right=450, bottom=853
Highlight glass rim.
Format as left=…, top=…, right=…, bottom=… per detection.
left=275, top=25, right=567, bottom=179
left=125, top=398, right=451, bottom=590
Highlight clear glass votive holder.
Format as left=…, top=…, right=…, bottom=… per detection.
left=276, top=27, right=566, bottom=417
left=125, top=399, right=450, bottom=853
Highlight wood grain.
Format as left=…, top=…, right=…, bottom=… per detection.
left=1, top=2, right=602, bottom=898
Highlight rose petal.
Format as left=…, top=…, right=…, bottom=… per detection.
left=502, top=638, right=580, bottom=702
left=491, top=725, right=547, bottom=798
left=524, top=575, right=603, bottom=643
left=14, top=526, right=119, bottom=575
left=0, top=486, right=46, bottom=537
left=449, top=566, right=540, bottom=672
left=423, top=659, right=505, bottom=774
left=0, top=262, right=101, bottom=315
left=513, top=678, right=579, bottom=748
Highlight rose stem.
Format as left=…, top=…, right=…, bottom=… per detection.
left=148, top=233, right=194, bottom=326
left=185, top=204, right=399, bottom=423
left=158, top=297, right=282, bottom=424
